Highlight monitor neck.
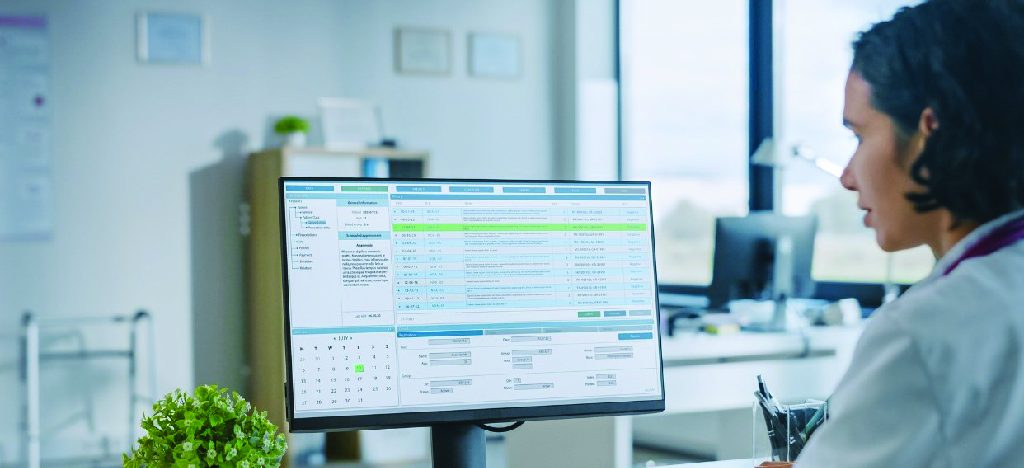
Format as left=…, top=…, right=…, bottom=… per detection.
left=431, top=424, right=487, bottom=468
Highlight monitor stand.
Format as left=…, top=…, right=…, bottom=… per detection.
left=431, top=424, right=486, bottom=468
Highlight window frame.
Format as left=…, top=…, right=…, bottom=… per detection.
left=617, top=0, right=906, bottom=309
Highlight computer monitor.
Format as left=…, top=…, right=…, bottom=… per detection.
left=279, top=178, right=665, bottom=467
left=707, top=212, right=817, bottom=310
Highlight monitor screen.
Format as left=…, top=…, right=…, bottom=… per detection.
left=279, top=178, right=664, bottom=431
left=707, top=213, right=817, bottom=309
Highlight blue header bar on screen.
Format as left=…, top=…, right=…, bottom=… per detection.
left=390, top=194, right=647, bottom=201
left=397, top=186, right=443, bottom=192
left=554, top=187, right=597, bottom=194
left=502, top=187, right=547, bottom=194
left=605, top=187, right=647, bottom=194
left=282, top=181, right=650, bottom=199
left=449, top=186, right=496, bottom=193
left=285, top=185, right=335, bottom=192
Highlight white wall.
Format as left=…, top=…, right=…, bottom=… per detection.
left=0, top=0, right=559, bottom=462
left=336, top=1, right=557, bottom=179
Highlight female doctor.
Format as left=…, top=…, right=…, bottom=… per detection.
left=791, top=0, right=1024, bottom=466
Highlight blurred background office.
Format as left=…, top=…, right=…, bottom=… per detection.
left=0, top=0, right=921, bottom=467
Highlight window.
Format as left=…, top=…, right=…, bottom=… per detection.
left=620, top=0, right=749, bottom=285
left=621, top=0, right=930, bottom=299
left=777, top=0, right=931, bottom=284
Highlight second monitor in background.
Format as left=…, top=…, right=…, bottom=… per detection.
left=707, top=212, right=818, bottom=310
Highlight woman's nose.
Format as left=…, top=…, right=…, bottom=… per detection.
left=840, top=163, right=857, bottom=191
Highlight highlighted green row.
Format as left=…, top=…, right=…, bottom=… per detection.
left=338, top=186, right=388, bottom=192
left=392, top=223, right=647, bottom=232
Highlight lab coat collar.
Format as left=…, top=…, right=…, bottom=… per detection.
left=925, top=208, right=1024, bottom=283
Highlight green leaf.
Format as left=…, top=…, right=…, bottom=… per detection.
left=124, top=385, right=287, bottom=465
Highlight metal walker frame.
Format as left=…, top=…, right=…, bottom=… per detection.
left=19, top=310, right=156, bottom=468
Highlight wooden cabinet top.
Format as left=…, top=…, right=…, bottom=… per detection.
left=251, top=146, right=429, bottom=160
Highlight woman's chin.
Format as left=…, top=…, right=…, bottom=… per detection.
left=874, top=230, right=900, bottom=252
left=878, top=243, right=902, bottom=253
left=875, top=230, right=918, bottom=253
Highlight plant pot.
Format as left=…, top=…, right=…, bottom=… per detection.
left=284, top=132, right=307, bottom=148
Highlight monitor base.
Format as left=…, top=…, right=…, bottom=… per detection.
left=431, top=424, right=486, bottom=468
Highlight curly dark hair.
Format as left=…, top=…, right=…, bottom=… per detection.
left=851, top=0, right=1024, bottom=224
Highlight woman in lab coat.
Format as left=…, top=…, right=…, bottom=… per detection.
left=790, top=0, right=1024, bottom=467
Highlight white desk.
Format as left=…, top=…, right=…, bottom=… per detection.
left=666, top=460, right=756, bottom=468
left=504, top=326, right=861, bottom=468
left=659, top=326, right=859, bottom=412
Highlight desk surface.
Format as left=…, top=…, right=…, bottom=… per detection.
left=666, top=460, right=757, bottom=468
left=660, top=326, right=858, bottom=363
left=655, top=326, right=862, bottom=414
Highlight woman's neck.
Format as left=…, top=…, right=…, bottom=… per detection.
left=930, top=217, right=981, bottom=259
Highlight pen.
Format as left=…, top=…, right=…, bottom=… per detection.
left=800, top=397, right=830, bottom=441
left=757, top=375, right=784, bottom=414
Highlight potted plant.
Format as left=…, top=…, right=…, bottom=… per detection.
left=274, top=116, right=310, bottom=148
left=124, top=385, right=288, bottom=468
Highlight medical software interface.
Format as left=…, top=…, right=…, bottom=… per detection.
left=283, top=180, right=663, bottom=418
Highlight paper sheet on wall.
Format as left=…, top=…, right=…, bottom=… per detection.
left=0, top=15, right=53, bottom=240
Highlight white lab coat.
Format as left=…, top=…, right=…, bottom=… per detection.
left=795, top=209, right=1024, bottom=468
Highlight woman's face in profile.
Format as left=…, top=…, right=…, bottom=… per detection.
left=839, top=71, right=944, bottom=253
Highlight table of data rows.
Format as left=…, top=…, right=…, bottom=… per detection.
left=390, top=207, right=655, bottom=312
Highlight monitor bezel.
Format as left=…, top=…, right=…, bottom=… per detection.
left=278, top=177, right=665, bottom=432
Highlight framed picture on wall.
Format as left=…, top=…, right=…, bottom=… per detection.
left=394, top=27, right=451, bottom=75
left=468, top=32, right=521, bottom=79
left=136, top=11, right=209, bottom=65
left=318, top=97, right=382, bottom=150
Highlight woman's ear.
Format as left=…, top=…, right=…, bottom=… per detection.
left=909, top=107, right=940, bottom=158
left=919, top=107, right=939, bottom=136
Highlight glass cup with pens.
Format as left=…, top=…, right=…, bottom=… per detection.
left=752, top=375, right=829, bottom=465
